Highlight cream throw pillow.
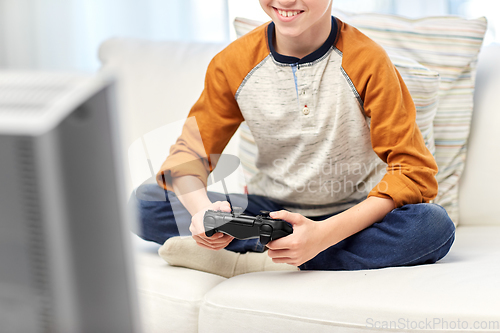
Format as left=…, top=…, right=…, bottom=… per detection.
left=330, top=10, right=487, bottom=224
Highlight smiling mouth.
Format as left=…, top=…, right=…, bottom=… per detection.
left=273, top=7, right=304, bottom=18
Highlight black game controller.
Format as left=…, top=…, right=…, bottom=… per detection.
left=203, top=208, right=293, bottom=245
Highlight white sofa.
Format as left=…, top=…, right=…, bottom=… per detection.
left=99, top=38, right=500, bottom=332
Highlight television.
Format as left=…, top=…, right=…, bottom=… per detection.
left=0, top=72, right=142, bottom=333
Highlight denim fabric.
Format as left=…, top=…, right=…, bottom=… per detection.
left=298, top=203, right=456, bottom=271
left=131, top=183, right=455, bottom=270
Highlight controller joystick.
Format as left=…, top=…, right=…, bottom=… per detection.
left=259, top=224, right=273, bottom=245
left=259, top=210, right=271, bottom=217
left=232, top=206, right=244, bottom=215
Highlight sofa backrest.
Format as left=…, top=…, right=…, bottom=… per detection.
left=99, top=38, right=225, bottom=145
left=98, top=39, right=244, bottom=194
left=458, top=43, right=500, bottom=226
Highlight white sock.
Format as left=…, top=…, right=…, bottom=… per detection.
left=158, top=237, right=298, bottom=278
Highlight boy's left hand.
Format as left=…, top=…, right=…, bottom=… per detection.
left=266, top=210, right=325, bottom=267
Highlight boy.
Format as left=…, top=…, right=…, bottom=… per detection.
left=134, top=0, right=455, bottom=276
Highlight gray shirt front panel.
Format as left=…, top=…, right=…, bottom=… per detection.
left=236, top=48, right=386, bottom=216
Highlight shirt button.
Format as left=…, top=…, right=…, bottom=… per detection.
left=302, top=106, right=310, bottom=115
left=301, top=90, right=306, bottom=95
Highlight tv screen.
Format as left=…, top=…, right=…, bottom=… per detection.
left=0, top=72, right=141, bottom=333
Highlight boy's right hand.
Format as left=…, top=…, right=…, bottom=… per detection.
left=189, top=201, right=235, bottom=251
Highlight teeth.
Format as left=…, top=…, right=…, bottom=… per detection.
left=277, top=9, right=300, bottom=18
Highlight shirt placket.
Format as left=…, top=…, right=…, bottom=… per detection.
left=292, top=64, right=315, bottom=133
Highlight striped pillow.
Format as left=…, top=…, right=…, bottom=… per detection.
left=233, top=18, right=440, bottom=212
left=330, top=10, right=487, bottom=224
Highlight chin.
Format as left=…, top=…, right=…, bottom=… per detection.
left=275, top=25, right=304, bottom=38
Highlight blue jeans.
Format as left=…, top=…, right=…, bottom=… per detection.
left=131, top=183, right=455, bottom=271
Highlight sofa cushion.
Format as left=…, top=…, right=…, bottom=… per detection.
left=199, top=226, right=500, bottom=332
left=135, top=250, right=226, bottom=333
left=459, top=44, right=500, bottom=226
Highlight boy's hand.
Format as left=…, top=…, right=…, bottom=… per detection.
left=266, top=211, right=325, bottom=267
left=189, top=201, right=235, bottom=251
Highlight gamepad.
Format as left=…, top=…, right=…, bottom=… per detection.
left=203, top=208, right=293, bottom=245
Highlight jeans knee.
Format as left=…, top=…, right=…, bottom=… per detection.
left=389, top=203, right=455, bottom=245
left=129, top=184, right=187, bottom=243
left=135, top=183, right=169, bottom=203
left=423, top=203, right=455, bottom=235
left=385, top=203, right=455, bottom=267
